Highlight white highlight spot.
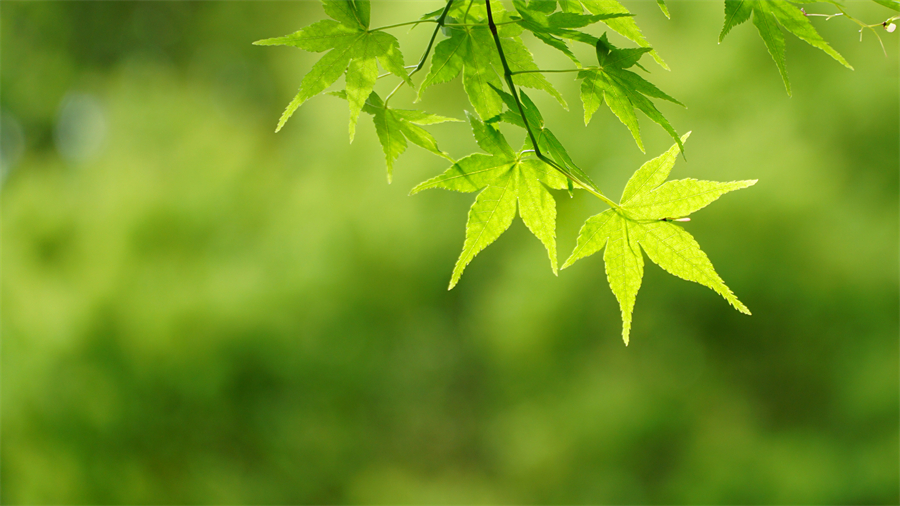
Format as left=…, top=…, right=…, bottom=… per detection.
left=0, top=111, right=25, bottom=182
left=54, top=92, right=107, bottom=164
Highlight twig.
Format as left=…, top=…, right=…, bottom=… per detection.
left=385, top=0, right=456, bottom=105
left=484, top=0, right=618, bottom=209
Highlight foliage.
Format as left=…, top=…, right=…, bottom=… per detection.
left=256, top=0, right=897, bottom=343
left=410, top=113, right=569, bottom=288
left=562, top=133, right=755, bottom=343
left=719, top=0, right=852, bottom=95
left=3, top=2, right=899, bottom=502
left=578, top=32, right=682, bottom=152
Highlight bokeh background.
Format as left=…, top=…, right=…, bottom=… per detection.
left=2, top=1, right=898, bottom=503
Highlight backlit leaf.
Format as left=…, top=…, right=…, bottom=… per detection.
left=564, top=135, right=754, bottom=343
left=414, top=114, right=567, bottom=288
left=254, top=0, right=411, bottom=136
left=578, top=34, right=684, bottom=153
left=418, top=2, right=567, bottom=119
left=352, top=92, right=460, bottom=181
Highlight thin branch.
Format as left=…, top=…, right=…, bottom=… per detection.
left=510, top=68, right=594, bottom=75
left=803, top=12, right=844, bottom=21
left=444, top=20, right=520, bottom=27
left=385, top=0, right=455, bottom=105
left=371, top=19, right=437, bottom=31
left=806, top=5, right=897, bottom=56
left=484, top=0, right=619, bottom=209
left=384, top=81, right=406, bottom=103
left=409, top=2, right=454, bottom=79
left=378, top=65, right=418, bottom=80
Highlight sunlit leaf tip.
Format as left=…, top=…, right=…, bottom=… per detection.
left=657, top=0, right=670, bottom=19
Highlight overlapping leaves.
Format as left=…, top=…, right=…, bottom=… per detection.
left=412, top=113, right=568, bottom=289
left=563, top=134, right=756, bottom=344
left=256, top=0, right=764, bottom=345
left=511, top=0, right=629, bottom=64
left=719, top=0, right=852, bottom=95
left=512, top=0, right=671, bottom=67
left=490, top=0, right=671, bottom=69
left=562, top=0, right=669, bottom=68
left=578, top=33, right=684, bottom=153
left=417, top=1, right=567, bottom=120
left=488, top=85, right=598, bottom=192
left=253, top=0, right=411, bottom=138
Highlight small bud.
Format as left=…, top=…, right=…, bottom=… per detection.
left=886, top=22, right=896, bottom=33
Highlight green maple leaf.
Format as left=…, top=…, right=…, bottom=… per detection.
left=417, top=1, right=567, bottom=120
left=719, top=0, right=852, bottom=96
left=513, top=0, right=632, bottom=65
left=570, top=0, right=669, bottom=69
left=332, top=91, right=460, bottom=182
left=254, top=0, right=412, bottom=138
left=411, top=113, right=569, bottom=289
left=562, top=133, right=756, bottom=344
left=513, top=0, right=668, bottom=68
left=579, top=33, right=684, bottom=153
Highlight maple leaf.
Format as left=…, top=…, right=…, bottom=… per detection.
left=562, top=133, right=756, bottom=344
left=417, top=0, right=567, bottom=120
left=578, top=33, right=684, bottom=153
left=411, top=113, right=569, bottom=289
left=565, top=0, right=669, bottom=69
left=254, top=0, right=412, bottom=138
left=512, top=0, right=632, bottom=65
left=719, top=0, right=852, bottom=95
left=333, top=91, right=460, bottom=182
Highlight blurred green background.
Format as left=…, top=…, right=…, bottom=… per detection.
left=2, top=1, right=898, bottom=503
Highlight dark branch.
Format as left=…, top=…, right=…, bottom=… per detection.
left=411, top=0, right=456, bottom=79
left=484, top=0, right=613, bottom=205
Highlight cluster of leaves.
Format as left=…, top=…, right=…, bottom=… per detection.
left=256, top=0, right=895, bottom=343
left=720, top=0, right=852, bottom=95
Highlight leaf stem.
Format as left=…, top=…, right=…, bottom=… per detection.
left=371, top=19, right=437, bottom=31
left=444, top=20, right=521, bottom=27
left=378, top=65, right=418, bottom=80
left=810, top=4, right=895, bottom=54
left=409, top=2, right=454, bottom=79
left=385, top=0, right=455, bottom=105
left=484, top=0, right=619, bottom=210
left=384, top=81, right=405, bottom=104
left=462, top=1, right=475, bottom=23
left=509, top=68, right=595, bottom=75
